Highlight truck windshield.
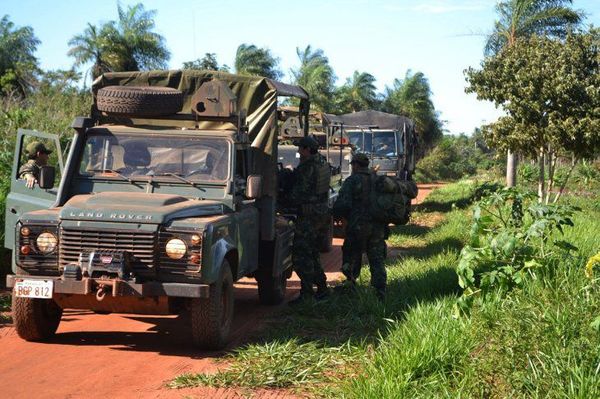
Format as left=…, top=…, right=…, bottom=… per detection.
left=347, top=130, right=401, bottom=157
left=78, top=133, right=230, bottom=182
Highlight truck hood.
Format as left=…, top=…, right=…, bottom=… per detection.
left=60, top=192, right=226, bottom=224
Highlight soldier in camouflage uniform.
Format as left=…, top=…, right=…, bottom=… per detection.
left=333, top=153, right=388, bottom=300
left=289, top=136, right=331, bottom=304
left=19, top=141, right=52, bottom=189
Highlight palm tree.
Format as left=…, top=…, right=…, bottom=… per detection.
left=0, top=15, right=40, bottom=95
left=382, top=71, right=443, bottom=155
left=111, top=3, right=170, bottom=71
left=234, top=44, right=281, bottom=80
left=291, top=45, right=336, bottom=112
left=67, top=23, right=113, bottom=80
left=68, top=3, right=170, bottom=81
left=335, top=71, right=378, bottom=113
left=485, top=0, right=583, bottom=187
left=485, top=0, right=583, bottom=55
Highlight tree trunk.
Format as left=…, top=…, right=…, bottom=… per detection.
left=538, top=147, right=545, bottom=203
left=545, top=151, right=556, bottom=205
left=506, top=150, right=518, bottom=187
left=553, top=157, right=578, bottom=204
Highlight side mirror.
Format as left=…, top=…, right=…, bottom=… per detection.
left=245, top=175, right=262, bottom=199
left=39, top=166, right=55, bottom=189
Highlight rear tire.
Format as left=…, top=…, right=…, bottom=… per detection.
left=12, top=295, right=63, bottom=341
left=97, top=86, right=183, bottom=116
left=191, top=260, right=234, bottom=349
left=256, top=272, right=287, bottom=305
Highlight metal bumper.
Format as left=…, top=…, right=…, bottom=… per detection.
left=6, top=274, right=210, bottom=298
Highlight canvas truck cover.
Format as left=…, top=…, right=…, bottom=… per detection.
left=323, top=110, right=414, bottom=131
left=91, top=70, right=309, bottom=197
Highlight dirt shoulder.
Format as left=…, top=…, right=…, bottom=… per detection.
left=0, top=183, right=440, bottom=399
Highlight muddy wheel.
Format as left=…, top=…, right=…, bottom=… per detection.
left=190, top=260, right=234, bottom=349
left=12, top=295, right=63, bottom=341
left=96, top=86, right=183, bottom=116
left=320, top=218, right=334, bottom=253
left=256, top=272, right=287, bottom=305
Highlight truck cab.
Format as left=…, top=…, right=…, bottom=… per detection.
left=4, top=70, right=311, bottom=349
left=324, top=110, right=418, bottom=180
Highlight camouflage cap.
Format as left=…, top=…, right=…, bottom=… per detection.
left=295, top=136, right=319, bottom=150
left=26, top=141, right=52, bottom=156
left=351, top=152, right=370, bottom=166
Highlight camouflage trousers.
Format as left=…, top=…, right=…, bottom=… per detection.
left=341, top=223, right=387, bottom=294
left=292, top=215, right=327, bottom=295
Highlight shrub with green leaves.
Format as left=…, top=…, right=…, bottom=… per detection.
left=456, top=188, right=579, bottom=314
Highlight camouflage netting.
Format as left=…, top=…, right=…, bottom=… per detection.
left=92, top=70, right=309, bottom=198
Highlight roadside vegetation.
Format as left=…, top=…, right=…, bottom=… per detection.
left=171, top=180, right=599, bottom=398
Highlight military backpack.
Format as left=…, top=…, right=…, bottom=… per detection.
left=368, top=175, right=418, bottom=225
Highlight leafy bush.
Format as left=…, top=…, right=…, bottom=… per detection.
left=0, top=88, right=91, bottom=276
left=455, top=188, right=579, bottom=314
left=415, top=134, right=501, bottom=182
left=518, top=163, right=539, bottom=184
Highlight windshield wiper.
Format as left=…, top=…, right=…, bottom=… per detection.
left=89, top=169, right=138, bottom=185
left=152, top=172, right=204, bottom=189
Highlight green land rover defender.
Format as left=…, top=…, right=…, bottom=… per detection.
left=4, top=70, right=314, bottom=349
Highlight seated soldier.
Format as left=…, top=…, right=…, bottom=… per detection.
left=19, top=141, right=52, bottom=189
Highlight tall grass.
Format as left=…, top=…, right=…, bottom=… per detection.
left=171, top=181, right=598, bottom=397
left=0, top=89, right=91, bottom=277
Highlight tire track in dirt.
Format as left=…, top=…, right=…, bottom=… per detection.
left=0, top=184, right=440, bottom=399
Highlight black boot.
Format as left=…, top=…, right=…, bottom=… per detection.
left=289, top=291, right=313, bottom=306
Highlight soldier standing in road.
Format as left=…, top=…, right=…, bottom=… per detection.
left=289, top=136, right=331, bottom=305
left=333, top=153, right=388, bottom=300
left=19, top=141, right=52, bottom=189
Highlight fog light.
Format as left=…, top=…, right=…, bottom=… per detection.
left=20, top=226, right=31, bottom=237
left=36, top=232, right=58, bottom=253
left=20, top=245, right=31, bottom=255
left=190, top=234, right=201, bottom=245
left=165, top=238, right=186, bottom=259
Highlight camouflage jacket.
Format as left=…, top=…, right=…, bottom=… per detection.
left=290, top=153, right=329, bottom=216
left=333, top=166, right=375, bottom=232
left=18, top=159, right=41, bottom=179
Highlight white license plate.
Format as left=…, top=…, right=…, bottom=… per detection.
left=14, top=279, right=54, bottom=299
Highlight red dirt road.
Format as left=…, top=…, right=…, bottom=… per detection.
left=0, top=184, right=440, bottom=399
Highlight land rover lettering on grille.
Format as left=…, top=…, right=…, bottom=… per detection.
left=68, top=211, right=152, bottom=221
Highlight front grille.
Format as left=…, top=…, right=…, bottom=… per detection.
left=59, top=227, right=157, bottom=277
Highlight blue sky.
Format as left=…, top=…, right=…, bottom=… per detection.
left=4, top=0, right=600, bottom=135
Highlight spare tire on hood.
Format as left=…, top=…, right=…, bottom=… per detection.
left=96, top=86, right=184, bottom=116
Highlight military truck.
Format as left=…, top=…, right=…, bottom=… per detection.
left=324, top=110, right=417, bottom=180
left=4, top=70, right=313, bottom=349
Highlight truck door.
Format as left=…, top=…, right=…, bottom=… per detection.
left=4, top=129, right=64, bottom=252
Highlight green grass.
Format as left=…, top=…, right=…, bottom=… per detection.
left=171, top=181, right=600, bottom=398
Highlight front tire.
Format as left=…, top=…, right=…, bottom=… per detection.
left=12, top=295, right=63, bottom=341
left=191, top=260, right=234, bottom=349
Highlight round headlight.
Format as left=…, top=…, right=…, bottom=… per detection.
left=36, top=232, right=57, bottom=253
left=165, top=238, right=187, bottom=259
